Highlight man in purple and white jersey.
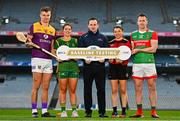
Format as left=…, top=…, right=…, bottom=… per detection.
left=27, top=6, right=55, bottom=118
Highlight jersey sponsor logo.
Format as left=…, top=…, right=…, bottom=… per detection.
left=134, top=40, right=150, bottom=47
left=40, top=39, right=51, bottom=43
left=43, top=34, right=49, bottom=39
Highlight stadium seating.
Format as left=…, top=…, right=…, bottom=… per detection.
left=0, top=74, right=180, bottom=109
left=155, top=54, right=177, bottom=64
left=5, top=54, right=30, bottom=62
left=167, top=0, right=180, bottom=17
left=0, top=0, right=179, bottom=32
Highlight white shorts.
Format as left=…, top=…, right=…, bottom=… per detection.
left=31, top=58, right=53, bottom=73
left=132, top=63, right=157, bottom=80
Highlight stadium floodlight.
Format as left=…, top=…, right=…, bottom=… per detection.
left=2, top=16, right=9, bottom=24
left=173, top=19, right=178, bottom=26
left=116, top=17, right=123, bottom=26
left=4, top=18, right=9, bottom=24
left=59, top=18, right=66, bottom=26
left=0, top=16, right=9, bottom=24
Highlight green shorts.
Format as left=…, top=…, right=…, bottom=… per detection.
left=58, top=71, right=79, bottom=78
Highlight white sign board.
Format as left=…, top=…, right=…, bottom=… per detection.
left=56, top=45, right=131, bottom=61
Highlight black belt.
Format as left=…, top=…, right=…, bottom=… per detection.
left=61, top=59, right=76, bottom=63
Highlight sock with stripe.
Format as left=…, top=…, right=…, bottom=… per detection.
left=32, top=103, right=37, bottom=113
left=42, top=102, right=48, bottom=114
left=137, top=104, right=143, bottom=114
left=72, top=104, right=77, bottom=111
left=61, top=103, right=66, bottom=112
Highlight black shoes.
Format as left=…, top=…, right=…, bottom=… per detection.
left=41, top=112, right=55, bottom=117
left=85, top=112, right=108, bottom=118
left=85, top=110, right=92, bottom=117
left=32, top=112, right=38, bottom=118
left=99, top=113, right=108, bottom=118
left=85, top=113, right=92, bottom=117
left=32, top=112, right=55, bottom=118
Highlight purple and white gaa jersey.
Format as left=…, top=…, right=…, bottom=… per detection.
left=29, top=22, right=56, bottom=59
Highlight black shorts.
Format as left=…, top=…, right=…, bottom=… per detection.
left=108, top=64, right=129, bottom=80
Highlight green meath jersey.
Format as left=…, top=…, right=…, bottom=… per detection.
left=131, top=30, right=158, bottom=64
left=54, top=37, right=79, bottom=72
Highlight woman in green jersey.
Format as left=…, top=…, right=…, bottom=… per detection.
left=54, top=23, right=79, bottom=117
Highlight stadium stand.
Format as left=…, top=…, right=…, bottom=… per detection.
left=0, top=0, right=178, bottom=32
left=5, top=54, right=30, bottom=62
left=1, top=74, right=180, bottom=109
left=155, top=54, right=177, bottom=64
left=166, top=0, right=180, bottom=17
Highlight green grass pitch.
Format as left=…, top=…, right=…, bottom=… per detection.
left=0, top=109, right=180, bottom=121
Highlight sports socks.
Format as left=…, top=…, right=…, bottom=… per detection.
left=61, top=103, right=66, bottom=112
left=42, top=103, right=48, bottom=114
left=151, top=106, right=157, bottom=114
left=137, top=104, right=143, bottom=114
left=32, top=103, right=37, bottom=113
left=113, top=106, right=117, bottom=112
left=122, top=107, right=126, bottom=115
left=72, top=104, right=77, bottom=111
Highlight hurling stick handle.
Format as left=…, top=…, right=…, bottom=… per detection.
left=30, top=43, right=41, bottom=49
left=29, top=43, right=58, bottom=60
left=41, top=48, right=58, bottom=60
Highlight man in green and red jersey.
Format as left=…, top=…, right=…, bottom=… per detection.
left=130, top=13, right=159, bottom=118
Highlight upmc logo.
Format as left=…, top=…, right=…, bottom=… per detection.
left=58, top=52, right=65, bottom=54
left=89, top=46, right=98, bottom=50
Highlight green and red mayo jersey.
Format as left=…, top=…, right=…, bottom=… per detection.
left=109, top=38, right=131, bottom=65
left=130, top=30, right=158, bottom=64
